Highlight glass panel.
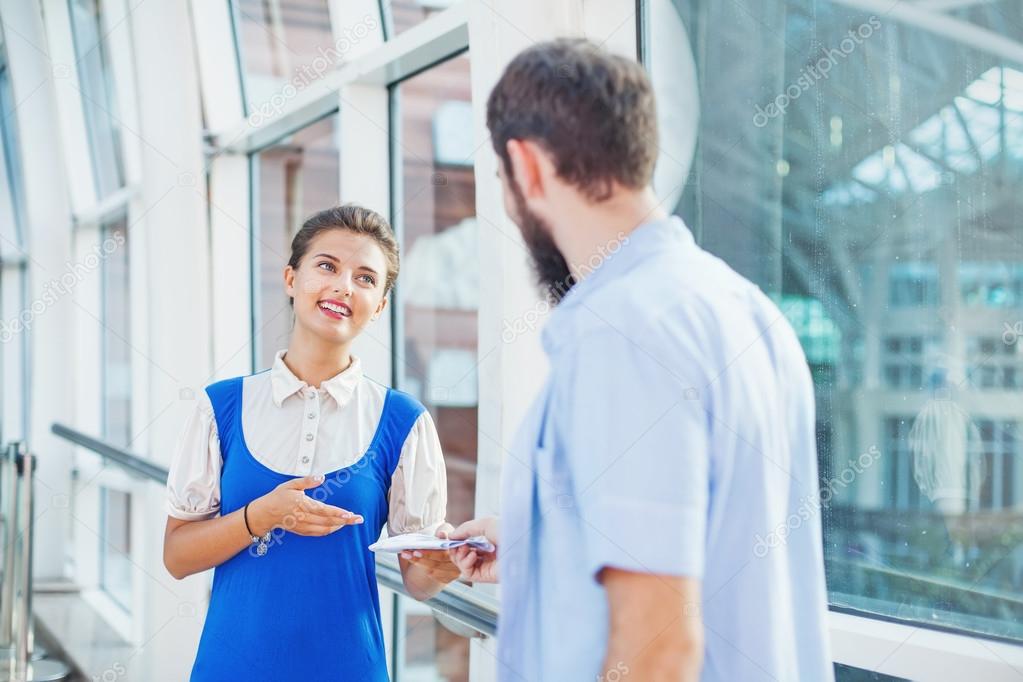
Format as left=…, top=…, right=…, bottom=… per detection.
left=99, top=487, right=132, bottom=611
left=252, top=113, right=340, bottom=370
left=231, top=0, right=336, bottom=115
left=393, top=52, right=474, bottom=680
left=0, top=30, right=25, bottom=252
left=649, top=1, right=1023, bottom=640
left=397, top=598, right=471, bottom=682
left=835, top=663, right=908, bottom=681
left=102, top=216, right=131, bottom=447
left=386, top=0, right=454, bottom=37
left=67, top=0, right=125, bottom=199
left=0, top=27, right=28, bottom=443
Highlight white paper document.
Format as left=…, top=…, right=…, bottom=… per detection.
left=369, top=532, right=495, bottom=554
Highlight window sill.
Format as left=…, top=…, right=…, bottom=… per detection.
left=830, top=610, right=1023, bottom=679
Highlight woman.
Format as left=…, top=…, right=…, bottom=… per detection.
left=163, top=204, right=459, bottom=681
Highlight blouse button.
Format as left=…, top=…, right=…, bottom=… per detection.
left=301, top=456, right=310, bottom=464
left=305, top=433, right=314, bottom=442
left=307, top=413, right=315, bottom=419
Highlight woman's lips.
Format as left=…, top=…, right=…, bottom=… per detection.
left=318, top=300, right=352, bottom=319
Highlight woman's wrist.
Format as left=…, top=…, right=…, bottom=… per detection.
left=246, top=496, right=275, bottom=537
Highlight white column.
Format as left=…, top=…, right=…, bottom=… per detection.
left=125, top=1, right=211, bottom=678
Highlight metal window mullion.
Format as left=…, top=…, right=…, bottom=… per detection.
left=216, top=1, right=469, bottom=154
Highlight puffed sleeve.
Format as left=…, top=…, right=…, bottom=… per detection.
left=165, top=390, right=222, bottom=521
left=387, top=410, right=448, bottom=535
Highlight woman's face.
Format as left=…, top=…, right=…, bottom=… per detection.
left=284, top=229, right=390, bottom=346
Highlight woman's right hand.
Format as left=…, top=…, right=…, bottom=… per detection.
left=248, top=474, right=363, bottom=537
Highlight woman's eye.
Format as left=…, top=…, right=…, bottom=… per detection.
left=317, top=262, right=336, bottom=272
left=357, top=274, right=376, bottom=286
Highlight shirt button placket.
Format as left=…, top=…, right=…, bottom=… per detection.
left=301, top=391, right=317, bottom=474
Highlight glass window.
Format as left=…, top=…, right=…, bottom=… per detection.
left=967, top=335, right=1023, bottom=389
left=385, top=0, right=454, bottom=38
left=99, top=487, right=132, bottom=611
left=648, top=1, right=1023, bottom=641
left=961, top=262, right=1023, bottom=307
left=392, top=51, right=474, bottom=680
left=101, top=216, right=131, bottom=447
left=0, top=32, right=24, bottom=250
left=835, top=664, right=908, bottom=682
left=972, top=419, right=1019, bottom=511
left=889, top=262, right=939, bottom=307
left=0, top=24, right=28, bottom=443
left=67, top=0, right=126, bottom=199
left=252, top=113, right=340, bottom=370
left=231, top=0, right=339, bottom=115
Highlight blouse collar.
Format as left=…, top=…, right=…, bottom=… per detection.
left=270, top=350, right=363, bottom=409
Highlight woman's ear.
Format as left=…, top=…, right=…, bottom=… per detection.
left=283, top=265, right=296, bottom=299
left=372, top=296, right=388, bottom=321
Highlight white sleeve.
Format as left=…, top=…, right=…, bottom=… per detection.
left=387, top=411, right=448, bottom=535
left=165, top=391, right=222, bottom=521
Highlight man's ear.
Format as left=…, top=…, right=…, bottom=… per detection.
left=506, top=139, right=554, bottom=200
left=284, top=265, right=296, bottom=299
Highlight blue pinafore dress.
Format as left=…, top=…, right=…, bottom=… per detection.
left=189, top=374, right=424, bottom=681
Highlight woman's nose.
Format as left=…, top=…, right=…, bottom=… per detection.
left=333, top=276, right=353, bottom=297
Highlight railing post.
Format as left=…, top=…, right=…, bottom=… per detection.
left=0, top=443, right=18, bottom=658
left=0, top=443, right=70, bottom=682
left=11, top=443, right=32, bottom=681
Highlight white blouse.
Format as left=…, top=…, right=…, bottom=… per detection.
left=165, top=350, right=448, bottom=535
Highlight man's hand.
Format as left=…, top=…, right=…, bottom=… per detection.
left=447, top=517, right=500, bottom=584
left=400, top=523, right=461, bottom=586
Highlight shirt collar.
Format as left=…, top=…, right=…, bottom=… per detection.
left=270, top=350, right=363, bottom=408
left=541, top=216, right=695, bottom=355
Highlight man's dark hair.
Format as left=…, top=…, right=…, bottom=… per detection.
left=486, top=38, right=659, bottom=201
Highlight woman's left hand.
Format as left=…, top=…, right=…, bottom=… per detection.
left=400, top=523, right=461, bottom=586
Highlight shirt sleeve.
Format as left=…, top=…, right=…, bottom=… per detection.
left=165, top=391, right=222, bottom=521
left=560, top=324, right=711, bottom=581
left=387, top=410, right=448, bottom=535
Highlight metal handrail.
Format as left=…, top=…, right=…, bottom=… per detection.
left=50, top=423, right=500, bottom=637
left=376, top=554, right=498, bottom=636
left=51, top=424, right=168, bottom=483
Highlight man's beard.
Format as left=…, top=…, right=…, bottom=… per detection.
left=510, top=183, right=575, bottom=303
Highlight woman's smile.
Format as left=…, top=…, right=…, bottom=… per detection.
left=318, top=298, right=353, bottom=320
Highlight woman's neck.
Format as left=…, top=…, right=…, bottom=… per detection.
left=283, top=328, right=352, bottom=389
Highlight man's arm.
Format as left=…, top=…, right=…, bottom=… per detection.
left=600, top=567, right=704, bottom=682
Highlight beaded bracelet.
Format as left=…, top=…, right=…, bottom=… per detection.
left=243, top=502, right=273, bottom=556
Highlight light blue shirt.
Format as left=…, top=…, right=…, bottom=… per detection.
left=497, top=217, right=833, bottom=682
